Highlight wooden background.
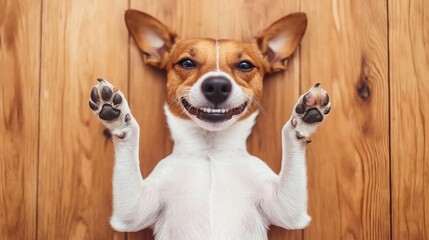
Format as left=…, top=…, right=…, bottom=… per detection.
left=1, top=0, right=428, bottom=239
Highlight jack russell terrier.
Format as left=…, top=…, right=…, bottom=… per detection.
left=89, top=9, right=330, bottom=240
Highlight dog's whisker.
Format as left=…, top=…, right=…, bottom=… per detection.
left=170, top=90, right=190, bottom=108
left=242, top=91, right=265, bottom=114
left=252, top=98, right=266, bottom=114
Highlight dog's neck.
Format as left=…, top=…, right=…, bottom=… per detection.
left=164, top=105, right=258, bottom=156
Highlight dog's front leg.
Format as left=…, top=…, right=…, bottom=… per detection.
left=261, top=84, right=331, bottom=229
left=89, top=79, right=162, bottom=232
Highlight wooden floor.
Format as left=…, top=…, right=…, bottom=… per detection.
left=1, top=0, right=428, bottom=239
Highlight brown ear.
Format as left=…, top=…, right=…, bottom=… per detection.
left=254, top=13, right=307, bottom=73
left=125, top=9, right=178, bottom=68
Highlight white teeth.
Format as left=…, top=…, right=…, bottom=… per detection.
left=199, top=108, right=229, bottom=113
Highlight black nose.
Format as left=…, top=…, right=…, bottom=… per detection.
left=201, top=77, right=232, bottom=104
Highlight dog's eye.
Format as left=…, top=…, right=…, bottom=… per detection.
left=177, top=58, right=196, bottom=69
left=236, top=61, right=254, bottom=72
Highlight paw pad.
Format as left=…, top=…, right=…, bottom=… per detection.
left=101, top=86, right=113, bottom=101
left=290, top=83, right=331, bottom=141
left=113, top=94, right=122, bottom=105
left=302, top=108, right=323, bottom=123
left=89, top=78, right=126, bottom=122
left=91, top=87, right=100, bottom=103
left=99, top=104, right=121, bottom=120
left=294, top=83, right=330, bottom=124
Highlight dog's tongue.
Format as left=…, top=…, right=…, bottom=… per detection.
left=197, top=110, right=233, bottom=122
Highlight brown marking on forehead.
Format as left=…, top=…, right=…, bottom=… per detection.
left=217, top=40, right=265, bottom=65
left=170, top=39, right=216, bottom=54
left=189, top=47, right=197, bottom=57
left=168, top=39, right=216, bottom=68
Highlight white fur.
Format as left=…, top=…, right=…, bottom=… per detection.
left=106, top=105, right=313, bottom=240
left=215, top=40, right=220, bottom=71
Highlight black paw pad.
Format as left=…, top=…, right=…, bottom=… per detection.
left=99, top=104, right=120, bottom=120
left=91, top=87, right=100, bottom=103
left=89, top=101, right=98, bottom=111
left=295, top=103, right=306, bottom=114
left=113, top=94, right=122, bottom=105
left=324, top=106, right=331, bottom=114
left=322, top=94, right=329, bottom=107
left=302, top=108, right=323, bottom=123
left=101, top=86, right=113, bottom=101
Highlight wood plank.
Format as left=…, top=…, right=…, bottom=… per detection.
left=37, top=1, right=128, bottom=239
left=0, top=0, right=40, bottom=239
left=390, top=0, right=429, bottom=239
left=300, top=1, right=390, bottom=239
left=128, top=0, right=301, bottom=239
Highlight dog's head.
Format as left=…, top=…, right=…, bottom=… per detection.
left=125, top=10, right=307, bottom=131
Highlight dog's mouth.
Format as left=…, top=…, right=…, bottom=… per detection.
left=181, top=97, right=248, bottom=122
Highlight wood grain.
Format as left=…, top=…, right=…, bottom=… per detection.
left=0, top=0, right=40, bottom=239
left=1, top=0, right=429, bottom=239
left=300, top=0, right=391, bottom=239
left=390, top=0, right=429, bottom=239
left=37, top=0, right=128, bottom=239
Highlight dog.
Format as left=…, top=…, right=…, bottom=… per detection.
left=88, top=9, right=330, bottom=240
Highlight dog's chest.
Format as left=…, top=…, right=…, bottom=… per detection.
left=153, top=154, right=268, bottom=239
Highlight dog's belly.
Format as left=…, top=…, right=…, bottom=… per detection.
left=152, top=155, right=270, bottom=240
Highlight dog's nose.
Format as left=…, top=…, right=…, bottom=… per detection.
left=201, top=77, right=232, bottom=104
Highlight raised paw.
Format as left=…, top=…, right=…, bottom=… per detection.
left=89, top=78, right=133, bottom=135
left=289, top=83, right=331, bottom=140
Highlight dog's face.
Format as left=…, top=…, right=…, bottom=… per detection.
left=165, top=39, right=266, bottom=131
left=125, top=10, right=307, bottom=131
